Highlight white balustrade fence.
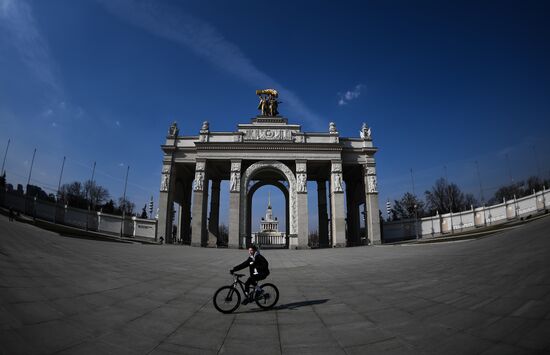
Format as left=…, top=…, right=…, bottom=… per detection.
left=0, top=190, right=157, bottom=240
left=383, top=188, right=549, bottom=243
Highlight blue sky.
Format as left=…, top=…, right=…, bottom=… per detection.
left=1, top=0, right=549, bottom=231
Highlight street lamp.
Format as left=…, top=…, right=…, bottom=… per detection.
left=119, top=165, right=130, bottom=238
left=414, top=204, right=419, bottom=240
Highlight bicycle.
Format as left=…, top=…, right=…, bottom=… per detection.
left=213, top=273, right=279, bottom=314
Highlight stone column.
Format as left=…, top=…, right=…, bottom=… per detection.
left=317, top=180, right=329, bottom=248
left=181, top=179, right=192, bottom=244
left=364, top=163, right=381, bottom=245
left=191, top=160, right=208, bottom=247
left=345, top=181, right=354, bottom=245
left=296, top=160, right=309, bottom=249
left=228, top=160, right=241, bottom=248
left=157, top=163, right=174, bottom=243
left=207, top=179, right=221, bottom=247
left=330, top=160, right=346, bottom=247
left=176, top=203, right=182, bottom=244
left=347, top=181, right=362, bottom=246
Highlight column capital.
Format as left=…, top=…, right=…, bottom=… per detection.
left=231, top=160, right=242, bottom=172
left=195, top=159, right=206, bottom=172
left=296, top=160, right=307, bottom=173
left=363, top=164, right=376, bottom=176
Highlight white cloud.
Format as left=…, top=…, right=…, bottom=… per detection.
left=338, top=84, right=365, bottom=106
left=40, top=101, right=86, bottom=124
left=98, top=0, right=323, bottom=127
left=115, top=120, right=121, bottom=127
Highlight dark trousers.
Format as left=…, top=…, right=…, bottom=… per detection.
left=244, top=274, right=267, bottom=295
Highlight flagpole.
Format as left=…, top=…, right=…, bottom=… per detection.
left=26, top=148, right=37, bottom=189
left=57, top=156, right=66, bottom=199
left=1, top=138, right=10, bottom=176
left=120, top=165, right=130, bottom=238
left=86, top=161, right=96, bottom=231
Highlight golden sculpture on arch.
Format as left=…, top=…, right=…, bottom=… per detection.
left=256, top=89, right=281, bottom=116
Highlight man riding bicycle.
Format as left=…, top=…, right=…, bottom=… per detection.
left=230, top=245, right=270, bottom=304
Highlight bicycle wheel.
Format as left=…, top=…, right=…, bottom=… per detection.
left=213, top=286, right=241, bottom=313
left=255, top=283, right=279, bottom=309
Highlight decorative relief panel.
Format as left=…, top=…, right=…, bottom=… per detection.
left=160, top=174, right=169, bottom=192
left=332, top=173, right=343, bottom=192
left=193, top=171, right=204, bottom=192
left=296, top=173, right=307, bottom=193
left=293, top=134, right=305, bottom=143
left=230, top=172, right=241, bottom=192
left=367, top=176, right=378, bottom=193
left=160, top=165, right=171, bottom=192
left=230, top=161, right=241, bottom=192
left=242, top=129, right=293, bottom=141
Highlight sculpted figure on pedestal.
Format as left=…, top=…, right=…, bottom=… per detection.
left=256, top=89, right=281, bottom=117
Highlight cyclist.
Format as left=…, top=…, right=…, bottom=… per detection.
left=230, top=245, right=270, bottom=304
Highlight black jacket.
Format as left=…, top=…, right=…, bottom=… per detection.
left=233, top=253, right=270, bottom=277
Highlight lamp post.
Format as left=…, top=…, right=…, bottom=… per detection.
left=410, top=169, right=419, bottom=239
left=85, top=162, right=96, bottom=231
left=25, top=148, right=37, bottom=215
left=475, top=160, right=484, bottom=205
left=55, top=156, right=66, bottom=224
left=120, top=165, right=130, bottom=238
left=444, top=165, right=454, bottom=234
left=26, top=148, right=37, bottom=189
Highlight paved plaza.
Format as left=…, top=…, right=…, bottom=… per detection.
left=1, top=215, right=550, bottom=354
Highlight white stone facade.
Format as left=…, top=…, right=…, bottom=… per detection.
left=157, top=114, right=381, bottom=248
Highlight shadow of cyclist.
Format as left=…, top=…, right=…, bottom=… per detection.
left=241, top=299, right=329, bottom=313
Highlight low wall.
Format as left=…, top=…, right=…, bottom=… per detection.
left=0, top=190, right=157, bottom=240
left=383, top=188, right=549, bottom=243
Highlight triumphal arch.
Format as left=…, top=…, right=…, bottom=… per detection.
left=157, top=89, right=380, bottom=249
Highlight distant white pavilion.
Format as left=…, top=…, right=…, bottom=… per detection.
left=253, top=192, right=286, bottom=248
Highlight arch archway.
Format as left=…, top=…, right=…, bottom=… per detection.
left=240, top=161, right=297, bottom=248
left=246, top=180, right=290, bottom=247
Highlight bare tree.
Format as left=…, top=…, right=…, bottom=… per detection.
left=425, top=178, right=477, bottom=214
left=392, top=192, right=426, bottom=220
left=59, top=181, right=86, bottom=208
left=83, top=180, right=110, bottom=208
left=117, top=197, right=135, bottom=215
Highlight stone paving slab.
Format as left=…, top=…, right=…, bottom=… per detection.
left=1, top=214, right=550, bottom=354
